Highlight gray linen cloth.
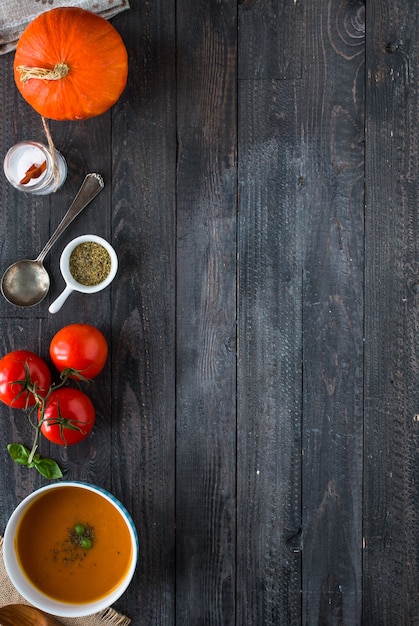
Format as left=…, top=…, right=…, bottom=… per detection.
left=0, top=0, right=130, bottom=55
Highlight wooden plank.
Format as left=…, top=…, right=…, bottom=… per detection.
left=237, top=2, right=304, bottom=625
left=176, top=0, right=237, bottom=623
left=238, top=0, right=302, bottom=79
left=364, top=1, right=419, bottom=622
left=299, top=1, right=365, bottom=622
left=109, top=3, right=177, bottom=623
left=237, top=77, right=303, bottom=625
left=0, top=319, right=47, bottom=526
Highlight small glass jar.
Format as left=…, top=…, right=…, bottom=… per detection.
left=3, top=141, right=67, bottom=195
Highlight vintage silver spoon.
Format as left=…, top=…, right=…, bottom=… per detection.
left=1, top=173, right=104, bottom=307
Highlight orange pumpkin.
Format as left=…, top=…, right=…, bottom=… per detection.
left=13, top=7, right=128, bottom=121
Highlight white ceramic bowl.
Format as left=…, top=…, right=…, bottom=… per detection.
left=49, top=234, right=118, bottom=314
left=3, top=482, right=138, bottom=617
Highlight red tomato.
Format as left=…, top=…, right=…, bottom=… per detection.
left=39, top=387, right=95, bottom=446
left=0, top=350, right=51, bottom=408
left=50, top=324, right=108, bottom=379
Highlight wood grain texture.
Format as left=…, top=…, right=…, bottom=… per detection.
left=237, top=75, right=303, bottom=625
left=0, top=604, right=62, bottom=626
left=299, top=1, right=365, bottom=623
left=176, top=1, right=237, bottom=624
left=364, top=1, right=419, bottom=623
left=238, top=0, right=303, bottom=80
left=109, top=1, right=177, bottom=622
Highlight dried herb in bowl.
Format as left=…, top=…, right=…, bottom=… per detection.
left=69, top=241, right=111, bottom=286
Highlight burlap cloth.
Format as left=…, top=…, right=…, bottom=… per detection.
left=0, top=0, right=130, bottom=55
left=0, top=537, right=131, bottom=625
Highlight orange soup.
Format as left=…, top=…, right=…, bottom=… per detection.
left=15, top=486, right=134, bottom=604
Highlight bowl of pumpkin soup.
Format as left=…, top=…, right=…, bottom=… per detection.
left=3, top=482, right=138, bottom=617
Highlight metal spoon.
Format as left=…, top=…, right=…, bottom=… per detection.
left=1, top=173, right=104, bottom=307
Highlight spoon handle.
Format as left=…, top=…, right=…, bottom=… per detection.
left=36, top=173, right=104, bottom=263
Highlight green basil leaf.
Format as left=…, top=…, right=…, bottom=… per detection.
left=7, top=443, right=30, bottom=466
left=34, top=457, right=63, bottom=480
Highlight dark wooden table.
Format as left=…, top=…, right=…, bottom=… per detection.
left=0, top=1, right=418, bottom=624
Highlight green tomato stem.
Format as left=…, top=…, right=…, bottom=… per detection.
left=27, top=425, right=41, bottom=466
left=8, top=363, right=87, bottom=476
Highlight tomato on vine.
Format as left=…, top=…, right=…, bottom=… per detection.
left=50, top=324, right=108, bottom=380
left=0, top=350, right=51, bottom=408
left=39, top=387, right=95, bottom=446
left=2, top=327, right=105, bottom=476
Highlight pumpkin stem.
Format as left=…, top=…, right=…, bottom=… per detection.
left=41, top=117, right=60, bottom=191
left=16, top=63, right=69, bottom=83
